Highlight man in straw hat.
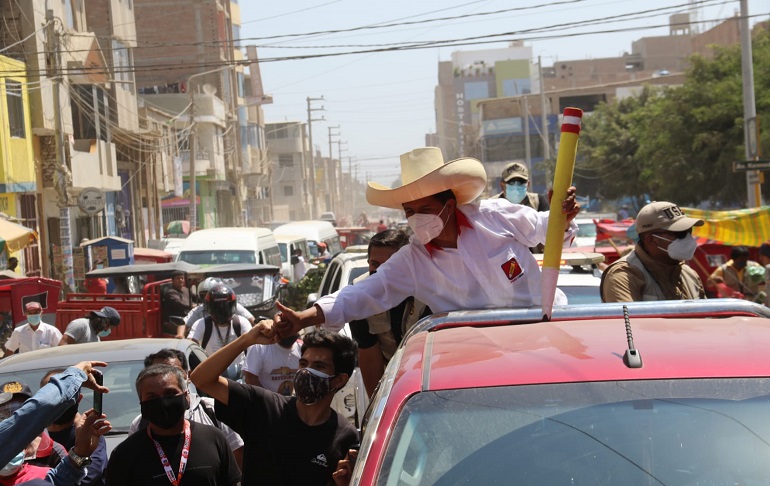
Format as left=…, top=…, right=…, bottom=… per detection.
left=275, top=147, right=581, bottom=335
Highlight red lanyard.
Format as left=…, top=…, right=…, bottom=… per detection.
left=147, top=419, right=191, bottom=486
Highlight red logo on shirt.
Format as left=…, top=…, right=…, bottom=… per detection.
left=501, top=257, right=523, bottom=282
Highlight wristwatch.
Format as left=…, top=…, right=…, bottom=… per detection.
left=68, top=448, right=92, bottom=468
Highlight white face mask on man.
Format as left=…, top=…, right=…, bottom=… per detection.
left=407, top=203, right=450, bottom=245
left=653, top=233, right=698, bottom=261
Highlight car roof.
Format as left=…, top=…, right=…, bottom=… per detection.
left=86, top=261, right=201, bottom=277
left=395, top=300, right=770, bottom=393
left=194, top=263, right=281, bottom=275
left=0, top=338, right=198, bottom=373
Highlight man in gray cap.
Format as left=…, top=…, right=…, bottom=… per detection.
left=59, top=306, right=121, bottom=345
left=601, top=201, right=707, bottom=302
left=497, top=162, right=550, bottom=212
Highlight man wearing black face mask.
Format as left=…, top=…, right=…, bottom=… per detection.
left=601, top=201, right=707, bottom=302
left=40, top=370, right=108, bottom=486
left=190, top=325, right=359, bottom=485
left=106, top=364, right=240, bottom=486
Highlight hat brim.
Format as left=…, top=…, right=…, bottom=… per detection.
left=503, top=173, right=528, bottom=183
left=667, top=217, right=704, bottom=232
left=366, top=157, right=487, bottom=210
left=0, top=392, right=12, bottom=406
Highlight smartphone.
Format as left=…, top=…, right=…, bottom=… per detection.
left=92, top=369, right=103, bottom=415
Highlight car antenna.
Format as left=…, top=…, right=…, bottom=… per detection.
left=622, top=305, right=643, bottom=369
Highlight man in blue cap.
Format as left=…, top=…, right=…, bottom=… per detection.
left=59, top=307, right=120, bottom=345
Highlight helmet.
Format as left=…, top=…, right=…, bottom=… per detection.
left=198, top=277, right=223, bottom=301
left=205, top=284, right=236, bottom=325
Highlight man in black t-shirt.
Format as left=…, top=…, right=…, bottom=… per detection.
left=106, top=365, right=240, bottom=486
left=191, top=324, right=359, bottom=485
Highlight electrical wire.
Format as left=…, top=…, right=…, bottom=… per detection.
left=0, top=20, right=51, bottom=54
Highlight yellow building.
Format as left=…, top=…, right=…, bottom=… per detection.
left=0, top=54, right=36, bottom=271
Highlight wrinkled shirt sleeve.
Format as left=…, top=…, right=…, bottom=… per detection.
left=316, top=248, right=417, bottom=331
left=0, top=367, right=86, bottom=465
left=491, top=198, right=577, bottom=248
left=45, top=453, right=89, bottom=486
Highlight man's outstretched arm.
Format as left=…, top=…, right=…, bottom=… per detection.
left=190, top=320, right=278, bottom=405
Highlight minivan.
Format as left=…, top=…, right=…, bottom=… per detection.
left=274, top=234, right=311, bottom=283
left=176, top=227, right=282, bottom=268
left=273, top=221, right=342, bottom=260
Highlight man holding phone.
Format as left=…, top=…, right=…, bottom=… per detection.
left=40, top=369, right=109, bottom=486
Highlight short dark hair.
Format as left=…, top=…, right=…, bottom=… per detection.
left=135, top=364, right=187, bottom=396
left=368, top=229, right=410, bottom=258
left=731, top=246, right=750, bottom=260
left=300, top=329, right=357, bottom=377
left=432, top=189, right=456, bottom=205
left=40, top=368, right=68, bottom=388
left=144, top=348, right=189, bottom=371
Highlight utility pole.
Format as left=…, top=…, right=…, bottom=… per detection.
left=538, top=56, right=551, bottom=161
left=47, top=10, right=74, bottom=293
left=348, top=157, right=353, bottom=220
left=739, top=0, right=761, bottom=207
left=188, top=89, right=198, bottom=231
left=523, top=96, right=531, bottom=170
left=306, top=96, right=325, bottom=218
left=327, top=125, right=339, bottom=214
left=336, top=139, right=347, bottom=216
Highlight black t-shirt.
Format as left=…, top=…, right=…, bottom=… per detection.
left=215, top=380, right=359, bottom=485
left=105, top=421, right=240, bottom=486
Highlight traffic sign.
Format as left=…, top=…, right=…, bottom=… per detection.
left=77, top=187, right=106, bottom=215
left=733, top=160, right=770, bottom=172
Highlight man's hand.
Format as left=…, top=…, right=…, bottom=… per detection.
left=246, top=319, right=278, bottom=346
left=547, top=186, right=580, bottom=225
left=332, top=449, right=359, bottom=486
left=73, top=409, right=112, bottom=457
left=73, top=361, right=109, bottom=394
left=274, top=302, right=305, bottom=338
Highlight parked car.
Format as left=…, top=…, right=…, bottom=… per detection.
left=176, top=227, right=282, bottom=268
left=351, top=299, right=770, bottom=484
left=273, top=221, right=342, bottom=261
left=0, top=338, right=207, bottom=456
left=534, top=251, right=604, bottom=305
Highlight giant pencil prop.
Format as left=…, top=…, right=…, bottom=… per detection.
left=541, top=107, right=583, bottom=321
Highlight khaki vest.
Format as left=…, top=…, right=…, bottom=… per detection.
left=606, top=251, right=703, bottom=301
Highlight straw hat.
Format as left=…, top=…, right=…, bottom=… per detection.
left=366, top=147, right=487, bottom=209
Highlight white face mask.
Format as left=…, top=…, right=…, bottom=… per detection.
left=407, top=203, right=450, bottom=245
left=504, top=182, right=527, bottom=204
left=654, top=234, right=698, bottom=261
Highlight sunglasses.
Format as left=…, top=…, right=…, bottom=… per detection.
left=655, top=229, right=692, bottom=240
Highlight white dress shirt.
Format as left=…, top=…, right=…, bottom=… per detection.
left=4, top=321, right=62, bottom=353
left=316, top=199, right=577, bottom=331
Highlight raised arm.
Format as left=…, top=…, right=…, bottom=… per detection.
left=190, top=321, right=277, bottom=405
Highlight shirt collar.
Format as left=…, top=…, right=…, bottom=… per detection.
left=424, top=206, right=473, bottom=257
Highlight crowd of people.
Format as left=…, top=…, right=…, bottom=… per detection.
left=2, top=145, right=767, bottom=485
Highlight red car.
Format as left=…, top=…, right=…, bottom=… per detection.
left=352, top=299, right=770, bottom=485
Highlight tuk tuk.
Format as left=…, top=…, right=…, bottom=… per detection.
left=55, top=261, right=201, bottom=339
left=193, top=263, right=284, bottom=319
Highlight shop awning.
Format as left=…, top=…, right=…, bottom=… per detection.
left=0, top=218, right=37, bottom=254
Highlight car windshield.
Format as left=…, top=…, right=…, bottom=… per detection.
left=378, top=378, right=770, bottom=485
left=218, top=274, right=280, bottom=307
left=178, top=250, right=256, bottom=265
left=0, top=361, right=145, bottom=433
left=577, top=224, right=597, bottom=237
left=558, top=285, right=601, bottom=304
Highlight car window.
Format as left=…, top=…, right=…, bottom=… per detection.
left=329, top=264, right=343, bottom=294
left=0, top=362, right=145, bottom=433
left=320, top=261, right=341, bottom=297
left=378, top=378, right=770, bottom=485
left=264, top=246, right=283, bottom=267
left=278, top=243, right=288, bottom=263
left=178, top=250, right=256, bottom=265
left=348, top=267, right=368, bottom=286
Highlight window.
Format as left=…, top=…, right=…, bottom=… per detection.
left=6, top=80, right=25, bottom=138
left=112, top=41, right=131, bottom=85
left=283, top=186, right=294, bottom=197
left=278, top=154, right=294, bottom=168
left=232, top=25, right=241, bottom=48
left=464, top=81, right=489, bottom=100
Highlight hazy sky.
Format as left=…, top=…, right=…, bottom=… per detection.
left=238, top=0, right=769, bottom=187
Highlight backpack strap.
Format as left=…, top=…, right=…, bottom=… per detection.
left=199, top=399, right=220, bottom=428
left=202, top=316, right=213, bottom=350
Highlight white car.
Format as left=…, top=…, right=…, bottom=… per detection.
left=306, top=247, right=370, bottom=426
left=534, top=251, right=604, bottom=305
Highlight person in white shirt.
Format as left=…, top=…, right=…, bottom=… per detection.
left=275, top=146, right=581, bottom=334
left=3, top=302, right=62, bottom=357
left=188, top=285, right=252, bottom=379
left=243, top=335, right=301, bottom=396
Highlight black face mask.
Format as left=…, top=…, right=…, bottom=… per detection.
left=278, top=334, right=299, bottom=349
left=140, top=393, right=187, bottom=429
left=53, top=404, right=79, bottom=425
